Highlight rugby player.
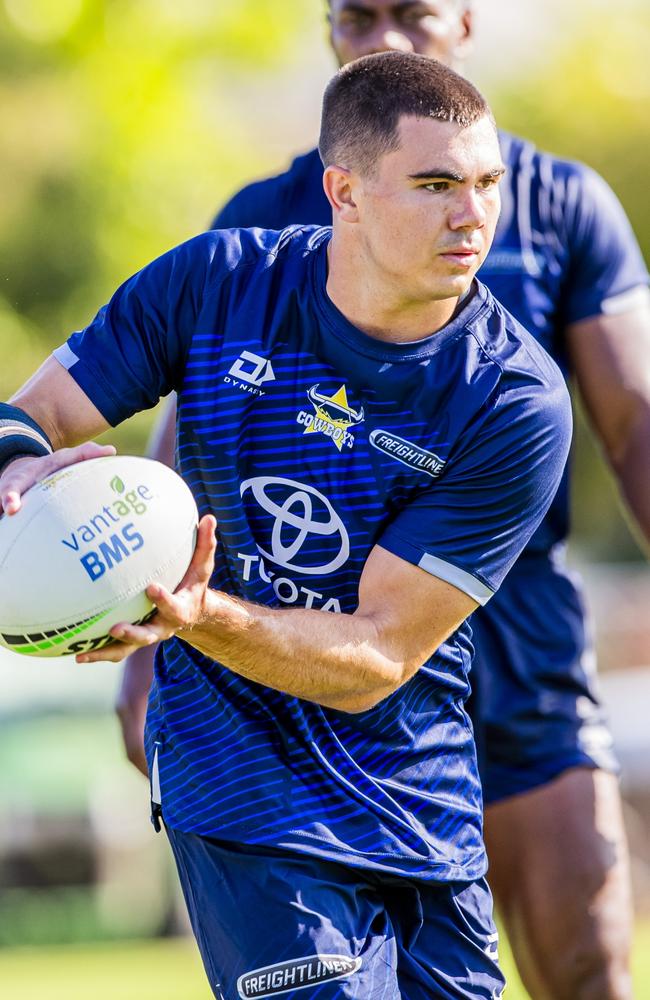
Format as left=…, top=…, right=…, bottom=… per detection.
left=117, top=3, right=650, bottom=998
left=0, top=54, right=571, bottom=999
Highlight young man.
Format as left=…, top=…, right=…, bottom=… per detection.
left=0, top=54, right=570, bottom=999
left=119, top=3, right=650, bottom=998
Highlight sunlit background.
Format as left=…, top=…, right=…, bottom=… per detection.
left=1, top=1, right=649, bottom=997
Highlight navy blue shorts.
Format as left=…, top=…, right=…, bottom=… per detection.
left=469, top=553, right=618, bottom=805
left=166, top=827, right=505, bottom=999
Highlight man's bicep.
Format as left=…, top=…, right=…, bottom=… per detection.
left=10, top=355, right=110, bottom=449
left=355, top=544, right=477, bottom=676
left=568, top=304, right=650, bottom=461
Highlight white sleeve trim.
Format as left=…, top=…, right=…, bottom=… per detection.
left=53, top=343, right=80, bottom=371
left=601, top=285, right=650, bottom=316
left=418, top=553, right=494, bottom=606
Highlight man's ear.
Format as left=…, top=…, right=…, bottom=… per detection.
left=454, top=6, right=474, bottom=62
left=323, top=165, right=360, bottom=223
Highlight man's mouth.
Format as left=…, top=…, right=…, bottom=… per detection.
left=440, top=245, right=480, bottom=256
left=439, top=247, right=481, bottom=266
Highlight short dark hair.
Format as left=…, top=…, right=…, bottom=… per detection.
left=318, top=51, right=493, bottom=176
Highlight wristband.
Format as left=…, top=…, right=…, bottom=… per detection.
left=0, top=403, right=53, bottom=475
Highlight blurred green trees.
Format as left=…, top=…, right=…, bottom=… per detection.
left=0, top=0, right=321, bottom=408
left=0, top=0, right=648, bottom=556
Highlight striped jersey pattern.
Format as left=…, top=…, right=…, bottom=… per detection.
left=57, top=225, right=571, bottom=881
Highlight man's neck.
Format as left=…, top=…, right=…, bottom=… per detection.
left=326, top=237, right=461, bottom=344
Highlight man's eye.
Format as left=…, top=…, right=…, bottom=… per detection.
left=400, top=9, right=438, bottom=27
left=339, top=11, right=374, bottom=29
left=477, top=177, right=500, bottom=190
left=425, top=182, right=450, bottom=192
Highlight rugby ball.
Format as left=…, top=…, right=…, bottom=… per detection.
left=0, top=455, right=198, bottom=658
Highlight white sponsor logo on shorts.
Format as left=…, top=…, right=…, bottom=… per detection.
left=237, top=955, right=361, bottom=999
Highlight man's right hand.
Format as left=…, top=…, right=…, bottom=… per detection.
left=0, top=441, right=116, bottom=516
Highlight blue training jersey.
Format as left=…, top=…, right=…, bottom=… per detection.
left=213, top=135, right=649, bottom=556
left=55, top=226, right=571, bottom=881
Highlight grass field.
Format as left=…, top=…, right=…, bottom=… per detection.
left=1, top=925, right=650, bottom=999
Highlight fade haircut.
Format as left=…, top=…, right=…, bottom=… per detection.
left=318, top=51, right=493, bottom=177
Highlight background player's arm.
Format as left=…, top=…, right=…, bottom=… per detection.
left=145, top=393, right=177, bottom=469
left=85, top=534, right=478, bottom=714
left=568, top=303, right=650, bottom=553
left=115, top=645, right=153, bottom=776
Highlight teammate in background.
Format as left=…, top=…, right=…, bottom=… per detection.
left=117, top=3, right=650, bottom=999
left=0, top=54, right=570, bottom=998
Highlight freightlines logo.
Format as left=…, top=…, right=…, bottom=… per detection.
left=237, top=955, right=361, bottom=999
left=369, top=429, right=445, bottom=478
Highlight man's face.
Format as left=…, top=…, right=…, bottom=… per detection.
left=328, top=0, right=472, bottom=68
left=350, top=114, right=504, bottom=305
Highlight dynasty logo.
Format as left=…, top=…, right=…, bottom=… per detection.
left=237, top=955, right=362, bottom=999
left=296, top=384, right=364, bottom=451
left=225, top=350, right=276, bottom=397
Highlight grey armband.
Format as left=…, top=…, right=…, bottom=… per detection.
left=0, top=403, right=53, bottom=475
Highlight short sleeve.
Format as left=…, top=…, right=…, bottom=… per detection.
left=562, top=165, right=649, bottom=325
left=54, top=232, right=229, bottom=426
left=378, top=374, right=572, bottom=604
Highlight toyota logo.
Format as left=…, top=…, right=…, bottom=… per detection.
left=240, top=476, right=349, bottom=575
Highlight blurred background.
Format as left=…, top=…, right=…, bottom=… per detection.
left=0, top=0, right=649, bottom=997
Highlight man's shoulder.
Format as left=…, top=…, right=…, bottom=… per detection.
left=500, top=130, right=589, bottom=179
left=211, top=149, right=326, bottom=231
left=183, top=223, right=325, bottom=270
left=227, top=148, right=321, bottom=206
left=269, top=147, right=323, bottom=185
left=499, top=130, right=617, bottom=213
left=471, top=282, right=569, bottom=397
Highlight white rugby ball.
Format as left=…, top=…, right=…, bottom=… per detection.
left=0, top=455, right=198, bottom=658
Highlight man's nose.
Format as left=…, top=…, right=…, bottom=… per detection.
left=450, top=190, right=486, bottom=229
left=366, top=28, right=415, bottom=55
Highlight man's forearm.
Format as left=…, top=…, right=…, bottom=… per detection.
left=611, top=410, right=650, bottom=555
left=179, top=590, right=406, bottom=713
